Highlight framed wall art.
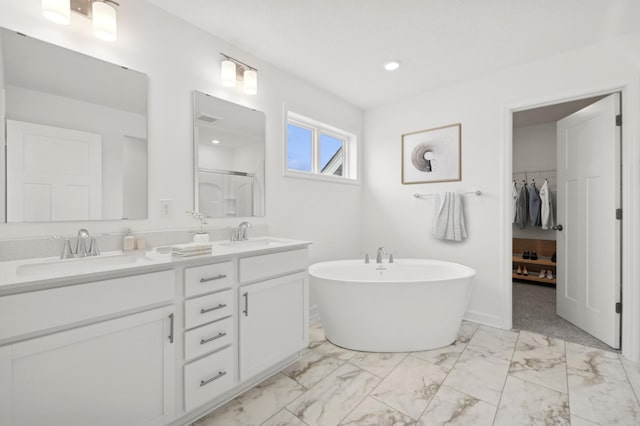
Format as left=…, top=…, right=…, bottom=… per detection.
left=401, top=123, right=461, bottom=184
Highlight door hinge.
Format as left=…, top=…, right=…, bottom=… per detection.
left=616, top=208, right=622, bottom=220
left=616, top=302, right=622, bottom=314
left=616, top=114, right=622, bottom=126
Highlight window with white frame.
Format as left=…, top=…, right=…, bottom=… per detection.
left=285, top=111, right=357, bottom=182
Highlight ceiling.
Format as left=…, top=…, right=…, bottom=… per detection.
left=147, top=0, right=640, bottom=110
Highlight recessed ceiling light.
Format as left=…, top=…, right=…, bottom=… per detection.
left=211, top=139, right=220, bottom=144
left=384, top=61, right=400, bottom=71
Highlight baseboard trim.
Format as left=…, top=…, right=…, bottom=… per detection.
left=464, top=309, right=503, bottom=329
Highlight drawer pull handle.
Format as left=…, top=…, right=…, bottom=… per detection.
left=200, top=332, right=227, bottom=345
left=168, top=313, right=174, bottom=344
left=200, top=371, right=227, bottom=387
left=200, top=274, right=227, bottom=283
left=200, top=304, right=227, bottom=314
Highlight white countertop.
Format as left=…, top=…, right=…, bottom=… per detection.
left=0, top=237, right=311, bottom=296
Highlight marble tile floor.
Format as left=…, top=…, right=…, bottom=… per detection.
left=193, top=321, right=640, bottom=426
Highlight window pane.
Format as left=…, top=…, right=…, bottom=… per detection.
left=319, top=134, right=344, bottom=176
left=287, top=124, right=312, bottom=172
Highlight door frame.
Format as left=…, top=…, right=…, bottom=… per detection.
left=500, top=80, right=640, bottom=361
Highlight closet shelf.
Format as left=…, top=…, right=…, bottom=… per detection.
left=512, top=272, right=556, bottom=285
left=512, top=256, right=556, bottom=267
left=512, top=238, right=557, bottom=286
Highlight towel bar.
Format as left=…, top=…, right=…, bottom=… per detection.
left=414, top=190, right=482, bottom=198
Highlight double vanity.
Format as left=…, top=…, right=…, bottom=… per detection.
left=0, top=237, right=310, bottom=426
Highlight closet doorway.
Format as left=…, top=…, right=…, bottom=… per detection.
left=511, top=92, right=621, bottom=351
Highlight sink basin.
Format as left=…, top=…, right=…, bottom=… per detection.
left=16, top=251, right=155, bottom=276
left=218, top=237, right=291, bottom=250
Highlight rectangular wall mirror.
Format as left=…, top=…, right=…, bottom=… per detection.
left=0, top=28, right=148, bottom=223
left=193, top=91, right=265, bottom=217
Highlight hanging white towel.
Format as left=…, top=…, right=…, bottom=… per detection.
left=540, top=180, right=555, bottom=230
left=432, top=192, right=467, bottom=241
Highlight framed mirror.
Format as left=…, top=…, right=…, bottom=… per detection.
left=0, top=28, right=148, bottom=223
left=193, top=91, right=265, bottom=217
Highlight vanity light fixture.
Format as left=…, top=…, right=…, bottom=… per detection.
left=384, top=61, right=400, bottom=71
left=220, top=53, right=258, bottom=95
left=42, top=0, right=119, bottom=42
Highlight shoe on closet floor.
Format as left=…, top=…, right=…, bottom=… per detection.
left=546, top=270, right=554, bottom=280
left=522, top=266, right=528, bottom=276
left=538, top=269, right=546, bottom=278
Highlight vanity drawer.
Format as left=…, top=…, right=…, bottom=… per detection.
left=239, top=248, right=308, bottom=283
left=184, top=261, right=233, bottom=298
left=184, top=346, right=235, bottom=411
left=0, top=270, right=175, bottom=341
left=184, top=290, right=233, bottom=330
left=185, top=317, right=234, bottom=362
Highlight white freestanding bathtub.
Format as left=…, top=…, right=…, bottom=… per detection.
left=309, top=259, right=475, bottom=352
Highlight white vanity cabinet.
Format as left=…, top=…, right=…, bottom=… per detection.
left=0, top=239, right=311, bottom=426
left=182, top=261, right=236, bottom=412
left=238, top=249, right=309, bottom=381
left=0, top=270, right=177, bottom=426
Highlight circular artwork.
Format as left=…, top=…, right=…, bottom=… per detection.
left=411, top=143, right=436, bottom=172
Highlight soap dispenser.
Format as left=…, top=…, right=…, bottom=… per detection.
left=123, top=229, right=136, bottom=251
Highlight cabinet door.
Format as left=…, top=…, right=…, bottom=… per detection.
left=239, top=272, right=307, bottom=380
left=0, top=306, right=176, bottom=426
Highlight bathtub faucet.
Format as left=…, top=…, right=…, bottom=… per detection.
left=376, top=247, right=386, bottom=263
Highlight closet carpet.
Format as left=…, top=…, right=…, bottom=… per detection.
left=512, top=281, right=617, bottom=352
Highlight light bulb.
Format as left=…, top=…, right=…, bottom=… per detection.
left=244, top=69, right=257, bottom=95
left=93, top=1, right=117, bottom=42
left=384, top=61, right=400, bottom=71
left=42, top=0, right=70, bottom=25
left=221, top=60, right=237, bottom=87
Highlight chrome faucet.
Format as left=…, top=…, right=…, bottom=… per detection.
left=231, top=221, right=252, bottom=241
left=75, top=229, right=90, bottom=257
left=376, top=247, right=386, bottom=264
left=60, top=229, right=100, bottom=259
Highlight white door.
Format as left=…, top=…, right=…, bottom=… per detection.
left=0, top=306, right=176, bottom=426
left=239, top=272, right=307, bottom=380
left=6, top=120, right=102, bottom=222
left=556, top=93, right=621, bottom=348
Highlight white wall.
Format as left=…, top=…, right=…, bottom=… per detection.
left=0, top=1, right=364, bottom=266
left=512, top=122, right=557, bottom=240
left=363, top=31, right=640, bottom=332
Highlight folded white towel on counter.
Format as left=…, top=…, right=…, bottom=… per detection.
left=171, top=242, right=212, bottom=257
left=432, top=192, right=467, bottom=241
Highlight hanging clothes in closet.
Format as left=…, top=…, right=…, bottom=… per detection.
left=513, top=177, right=555, bottom=230
left=512, top=181, right=519, bottom=223
left=540, top=179, right=555, bottom=229
left=529, top=180, right=542, bottom=226
left=515, top=180, right=529, bottom=229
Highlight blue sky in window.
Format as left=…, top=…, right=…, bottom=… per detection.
left=288, top=124, right=343, bottom=172
left=287, top=124, right=312, bottom=171
left=319, top=134, right=342, bottom=170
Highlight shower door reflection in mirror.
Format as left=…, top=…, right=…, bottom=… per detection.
left=193, top=91, right=265, bottom=217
